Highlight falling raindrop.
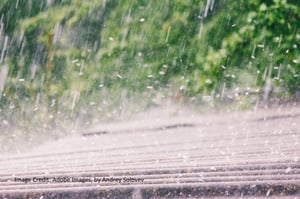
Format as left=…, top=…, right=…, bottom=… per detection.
left=72, top=59, right=79, bottom=64
left=0, top=36, right=9, bottom=63
left=0, top=64, right=8, bottom=97
left=204, top=0, right=215, bottom=18
left=165, top=26, right=171, bottom=42
left=292, top=59, right=299, bottom=64
left=30, top=64, right=37, bottom=79
left=159, top=71, right=165, bottom=75
left=257, top=44, right=264, bottom=48
left=205, top=79, right=212, bottom=84
left=116, top=74, right=122, bottom=79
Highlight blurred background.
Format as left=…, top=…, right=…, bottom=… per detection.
left=0, top=0, right=299, bottom=152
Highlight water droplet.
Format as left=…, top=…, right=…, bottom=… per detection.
left=50, top=99, right=56, bottom=107
left=159, top=71, right=165, bottom=75
left=285, top=167, right=292, bottom=173
left=2, top=120, right=8, bottom=125
left=257, top=44, right=264, bottom=48
left=205, top=79, right=212, bottom=84
left=266, top=189, right=271, bottom=196
left=9, top=104, right=15, bottom=109
left=116, top=74, right=122, bottom=79
left=72, top=59, right=79, bottom=64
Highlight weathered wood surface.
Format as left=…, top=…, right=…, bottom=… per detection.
left=0, top=106, right=299, bottom=198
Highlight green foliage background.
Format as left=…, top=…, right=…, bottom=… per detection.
left=0, top=0, right=299, bottom=150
